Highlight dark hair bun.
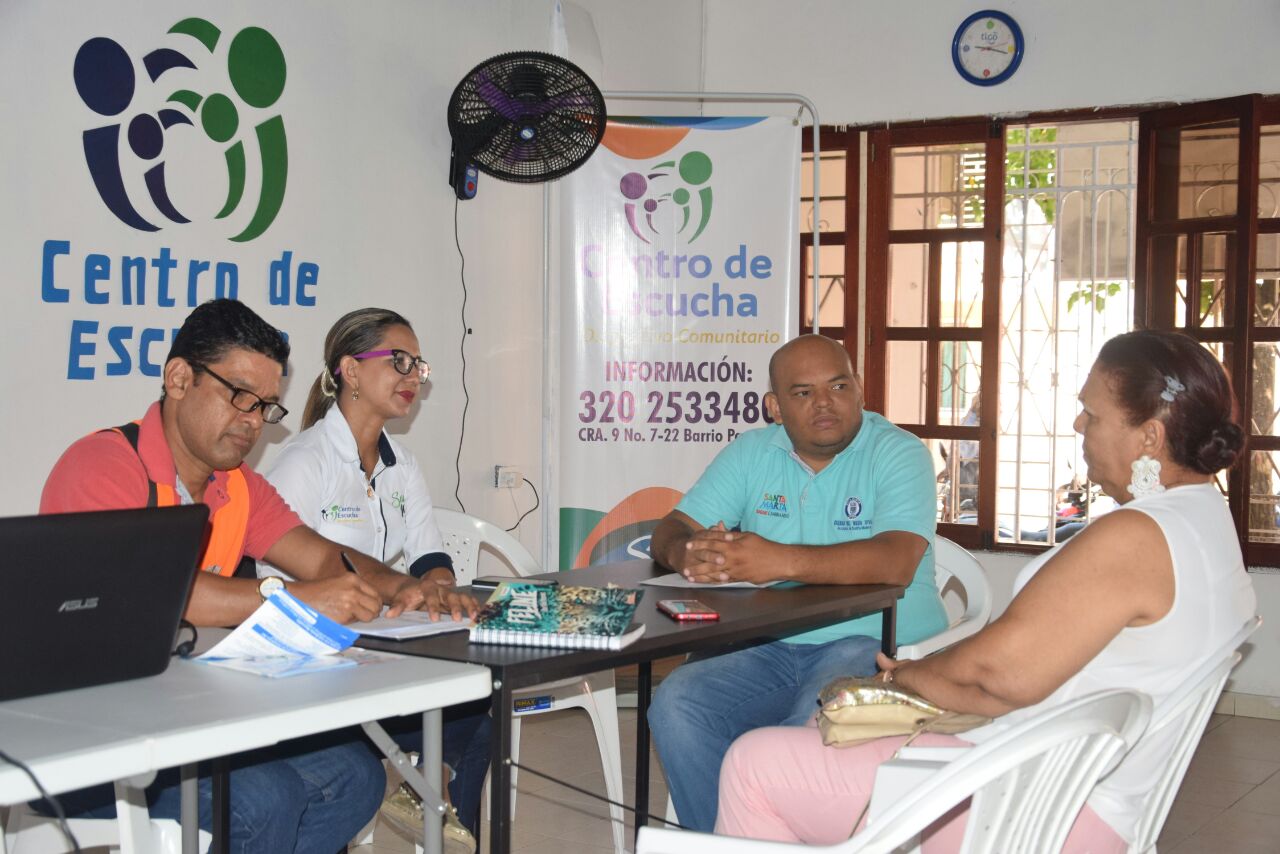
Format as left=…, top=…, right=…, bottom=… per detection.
left=1190, top=421, right=1244, bottom=473
left=1097, top=330, right=1243, bottom=475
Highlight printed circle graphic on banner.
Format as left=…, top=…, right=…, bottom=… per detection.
left=620, top=172, right=647, bottom=200
left=617, top=150, right=715, bottom=245
left=568, top=487, right=684, bottom=568
left=72, top=17, right=289, bottom=242
left=678, top=151, right=712, bottom=185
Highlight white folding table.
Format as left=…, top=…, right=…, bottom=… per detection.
left=0, top=651, right=491, bottom=854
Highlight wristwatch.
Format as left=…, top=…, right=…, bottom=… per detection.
left=258, top=576, right=285, bottom=601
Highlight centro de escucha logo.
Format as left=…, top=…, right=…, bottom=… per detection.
left=73, top=18, right=288, bottom=242
left=618, top=150, right=713, bottom=244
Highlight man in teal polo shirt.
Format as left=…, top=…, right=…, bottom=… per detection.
left=647, top=334, right=947, bottom=832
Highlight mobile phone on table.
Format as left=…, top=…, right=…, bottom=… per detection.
left=657, top=599, right=720, bottom=621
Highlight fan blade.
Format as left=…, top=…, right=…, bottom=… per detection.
left=472, top=71, right=528, bottom=123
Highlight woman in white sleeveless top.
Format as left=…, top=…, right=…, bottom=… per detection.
left=715, top=330, right=1256, bottom=852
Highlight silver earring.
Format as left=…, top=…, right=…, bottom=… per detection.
left=1127, top=455, right=1165, bottom=499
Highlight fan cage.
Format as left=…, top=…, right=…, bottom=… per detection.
left=448, top=50, right=606, bottom=184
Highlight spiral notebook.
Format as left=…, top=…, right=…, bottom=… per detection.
left=468, top=582, right=646, bottom=650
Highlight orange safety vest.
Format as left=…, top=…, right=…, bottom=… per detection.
left=109, top=421, right=251, bottom=577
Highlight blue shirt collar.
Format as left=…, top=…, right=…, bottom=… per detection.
left=767, top=412, right=871, bottom=472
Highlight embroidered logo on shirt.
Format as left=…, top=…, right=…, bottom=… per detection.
left=390, top=491, right=406, bottom=517
left=755, top=492, right=789, bottom=517
left=320, top=503, right=362, bottom=523
left=835, top=496, right=870, bottom=532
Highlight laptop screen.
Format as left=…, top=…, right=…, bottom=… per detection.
left=0, top=505, right=208, bottom=701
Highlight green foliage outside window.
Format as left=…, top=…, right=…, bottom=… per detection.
left=1067, top=281, right=1123, bottom=312
left=1006, top=127, right=1059, bottom=224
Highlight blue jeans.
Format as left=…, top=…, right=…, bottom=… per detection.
left=648, top=634, right=881, bottom=833
left=44, top=731, right=385, bottom=854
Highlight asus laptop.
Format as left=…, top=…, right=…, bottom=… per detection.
left=0, top=505, right=208, bottom=702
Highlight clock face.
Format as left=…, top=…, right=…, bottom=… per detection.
left=953, top=11, right=1024, bottom=86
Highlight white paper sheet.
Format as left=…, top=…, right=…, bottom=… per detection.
left=347, top=608, right=472, bottom=640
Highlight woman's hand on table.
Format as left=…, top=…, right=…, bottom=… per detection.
left=387, top=569, right=479, bottom=621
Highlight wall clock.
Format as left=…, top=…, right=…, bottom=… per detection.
left=952, top=10, right=1024, bottom=86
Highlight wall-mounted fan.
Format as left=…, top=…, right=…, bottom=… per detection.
left=447, top=50, right=606, bottom=200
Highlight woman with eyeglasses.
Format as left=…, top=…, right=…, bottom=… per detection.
left=260, top=307, right=487, bottom=853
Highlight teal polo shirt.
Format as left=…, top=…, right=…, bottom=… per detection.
left=675, top=412, right=947, bottom=646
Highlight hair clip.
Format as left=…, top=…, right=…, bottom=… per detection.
left=1160, top=375, right=1185, bottom=403
left=319, top=366, right=338, bottom=398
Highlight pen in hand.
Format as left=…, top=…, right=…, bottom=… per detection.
left=340, top=551, right=359, bottom=575
left=340, top=550, right=393, bottom=619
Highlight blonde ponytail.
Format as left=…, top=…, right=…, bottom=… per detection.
left=301, top=307, right=413, bottom=430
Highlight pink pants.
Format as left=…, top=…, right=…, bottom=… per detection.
left=715, top=727, right=1126, bottom=852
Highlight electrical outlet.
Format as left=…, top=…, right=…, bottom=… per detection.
left=494, top=465, right=521, bottom=489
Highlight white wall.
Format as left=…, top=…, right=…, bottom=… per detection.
left=0, top=1, right=554, bottom=556
left=15, top=0, right=1279, bottom=568
left=580, top=0, right=1280, bottom=699
left=579, top=1, right=1280, bottom=124
left=6, top=0, right=1279, bottom=692
left=698, top=0, right=1280, bottom=124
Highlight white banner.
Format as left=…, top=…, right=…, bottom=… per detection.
left=558, top=117, right=799, bottom=567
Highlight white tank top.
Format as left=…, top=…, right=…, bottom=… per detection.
left=965, top=482, right=1256, bottom=842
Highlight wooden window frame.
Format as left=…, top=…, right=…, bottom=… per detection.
left=808, top=96, right=1280, bottom=559
left=800, top=128, right=860, bottom=357
left=1137, top=95, right=1279, bottom=566
left=864, top=123, right=1003, bottom=551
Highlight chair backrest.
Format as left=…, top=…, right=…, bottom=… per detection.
left=853, top=689, right=1152, bottom=854
left=897, top=538, right=993, bottom=661
left=933, top=536, right=993, bottom=631
left=1127, top=614, right=1261, bottom=852
left=433, top=508, right=541, bottom=585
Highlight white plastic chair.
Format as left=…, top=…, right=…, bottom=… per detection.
left=369, top=509, right=627, bottom=854
left=897, top=536, right=992, bottom=661
left=4, top=779, right=210, bottom=853
left=636, top=688, right=1151, bottom=854
left=1127, top=614, right=1261, bottom=853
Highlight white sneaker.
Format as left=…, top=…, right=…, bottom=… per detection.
left=379, top=783, right=477, bottom=854
left=443, top=805, right=478, bottom=854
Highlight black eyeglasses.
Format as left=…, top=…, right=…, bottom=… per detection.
left=189, top=362, right=289, bottom=424
left=345, top=349, right=431, bottom=384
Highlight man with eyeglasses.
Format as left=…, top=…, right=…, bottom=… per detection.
left=38, top=298, right=449, bottom=852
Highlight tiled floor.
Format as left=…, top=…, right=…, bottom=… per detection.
left=355, top=709, right=1280, bottom=854
left=357, top=705, right=668, bottom=854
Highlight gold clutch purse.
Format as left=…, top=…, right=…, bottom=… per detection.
left=817, top=676, right=991, bottom=748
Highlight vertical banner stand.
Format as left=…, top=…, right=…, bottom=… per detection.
left=540, top=91, right=821, bottom=571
